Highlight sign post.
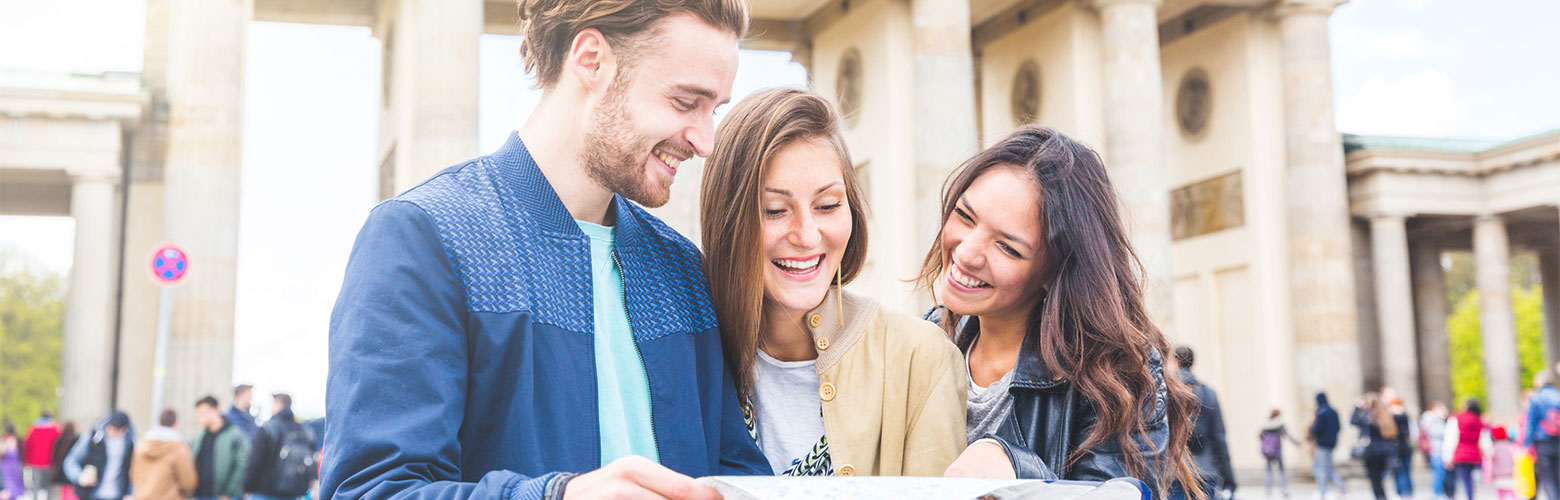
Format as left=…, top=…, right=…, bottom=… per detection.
left=148, top=244, right=188, bottom=420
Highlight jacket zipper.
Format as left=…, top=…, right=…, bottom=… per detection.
left=613, top=249, right=661, bottom=461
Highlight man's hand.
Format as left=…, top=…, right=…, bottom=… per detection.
left=943, top=439, right=1016, bottom=479
left=563, top=455, right=723, bottom=500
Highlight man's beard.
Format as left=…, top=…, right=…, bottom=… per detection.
left=580, top=75, right=672, bottom=208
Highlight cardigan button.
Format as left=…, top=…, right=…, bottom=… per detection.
left=816, top=337, right=830, bottom=350
left=819, top=383, right=836, bottom=402
left=808, top=314, right=822, bottom=328
left=837, top=464, right=855, bottom=476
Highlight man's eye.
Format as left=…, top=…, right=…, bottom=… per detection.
left=674, top=99, right=696, bottom=111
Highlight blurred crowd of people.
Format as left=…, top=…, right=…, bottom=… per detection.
left=1, top=385, right=319, bottom=500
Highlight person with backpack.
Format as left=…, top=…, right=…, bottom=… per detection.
left=1260, top=409, right=1303, bottom=497
left=191, top=396, right=249, bottom=500
left=243, top=394, right=316, bottom=500
left=1526, top=370, right=1560, bottom=500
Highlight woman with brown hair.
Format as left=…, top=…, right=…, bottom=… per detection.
left=1352, top=393, right=1402, bottom=500
left=923, top=126, right=1201, bottom=500
left=700, top=87, right=966, bottom=477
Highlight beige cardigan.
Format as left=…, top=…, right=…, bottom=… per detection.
left=794, top=290, right=968, bottom=477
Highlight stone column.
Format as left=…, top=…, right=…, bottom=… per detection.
left=379, top=0, right=481, bottom=196
left=1540, top=233, right=1560, bottom=370
left=160, top=0, right=250, bottom=416
left=911, top=0, right=979, bottom=276
left=1369, top=215, right=1420, bottom=410
left=1474, top=214, right=1521, bottom=422
left=1411, top=239, right=1453, bottom=408
left=1276, top=0, right=1361, bottom=403
left=60, top=172, right=122, bottom=425
left=1091, top=0, right=1174, bottom=335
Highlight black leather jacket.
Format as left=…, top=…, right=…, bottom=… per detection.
left=950, top=314, right=1172, bottom=495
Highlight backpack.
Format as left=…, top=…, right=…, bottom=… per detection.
left=269, top=422, right=318, bottom=496
left=1260, top=431, right=1281, bottom=458
left=1542, top=408, right=1560, bottom=439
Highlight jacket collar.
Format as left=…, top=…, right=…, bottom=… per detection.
left=802, top=289, right=878, bottom=374
left=954, top=314, right=1066, bottom=390
left=491, top=132, right=649, bottom=247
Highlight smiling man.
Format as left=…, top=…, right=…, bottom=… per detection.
left=323, top=1, right=771, bottom=500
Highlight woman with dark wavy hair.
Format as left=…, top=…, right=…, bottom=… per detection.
left=924, top=126, right=1201, bottom=499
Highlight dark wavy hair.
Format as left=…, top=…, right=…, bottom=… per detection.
left=917, top=126, right=1200, bottom=499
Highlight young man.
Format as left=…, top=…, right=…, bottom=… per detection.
left=1172, top=346, right=1234, bottom=500
left=128, top=409, right=196, bottom=500
left=323, top=1, right=768, bottom=499
left=62, top=412, right=135, bottom=500
left=244, top=394, right=315, bottom=500
left=226, top=385, right=257, bottom=438
left=191, top=396, right=249, bottom=500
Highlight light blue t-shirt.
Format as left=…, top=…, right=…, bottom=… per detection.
left=577, top=220, right=659, bottom=465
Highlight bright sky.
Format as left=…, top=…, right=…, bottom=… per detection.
left=0, top=0, right=1556, bottom=416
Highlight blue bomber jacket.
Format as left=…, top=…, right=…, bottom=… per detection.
left=323, top=133, right=771, bottom=500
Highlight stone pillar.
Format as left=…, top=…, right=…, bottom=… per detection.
left=1540, top=231, right=1560, bottom=371
left=1474, top=214, right=1521, bottom=422
left=378, top=0, right=481, bottom=196
left=1411, top=239, right=1453, bottom=408
left=1276, top=0, right=1361, bottom=403
left=1091, top=0, right=1174, bottom=335
left=911, top=0, right=979, bottom=279
left=1369, top=215, right=1420, bottom=410
left=160, top=0, right=250, bottom=417
left=60, top=172, right=122, bottom=425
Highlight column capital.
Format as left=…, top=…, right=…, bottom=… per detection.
left=68, top=168, right=122, bottom=185
left=1363, top=211, right=1414, bottom=221
left=1090, top=0, right=1162, bottom=11
left=1273, top=0, right=1347, bottom=18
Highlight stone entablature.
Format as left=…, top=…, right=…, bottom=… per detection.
left=1347, top=130, right=1560, bottom=218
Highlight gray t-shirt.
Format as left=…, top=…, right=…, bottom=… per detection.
left=965, top=347, right=1015, bottom=444
left=752, top=350, right=827, bottom=475
left=96, top=434, right=128, bottom=500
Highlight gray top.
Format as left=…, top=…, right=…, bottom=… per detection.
left=752, top=349, right=827, bottom=475
left=97, top=434, right=128, bottom=500
left=965, top=346, right=1016, bottom=445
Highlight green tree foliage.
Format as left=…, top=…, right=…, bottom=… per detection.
left=1446, top=284, right=1547, bottom=414
left=0, top=266, right=66, bottom=433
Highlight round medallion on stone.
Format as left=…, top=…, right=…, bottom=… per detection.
left=1010, top=60, right=1041, bottom=126
left=1177, top=67, right=1212, bottom=139
left=836, top=48, right=863, bottom=128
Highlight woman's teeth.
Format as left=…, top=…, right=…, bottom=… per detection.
left=655, top=150, right=681, bottom=170
left=950, top=265, right=990, bottom=289
left=773, top=255, right=822, bottom=272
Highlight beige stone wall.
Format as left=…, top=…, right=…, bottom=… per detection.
left=977, top=3, right=1105, bottom=150
left=1161, top=12, right=1298, bottom=471
left=810, top=0, right=924, bottom=313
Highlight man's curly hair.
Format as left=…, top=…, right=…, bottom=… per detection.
left=517, top=0, right=748, bottom=90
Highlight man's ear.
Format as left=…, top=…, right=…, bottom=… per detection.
left=567, top=28, right=615, bottom=92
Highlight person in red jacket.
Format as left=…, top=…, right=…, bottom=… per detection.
left=23, top=411, right=61, bottom=500
left=1446, top=398, right=1487, bottom=500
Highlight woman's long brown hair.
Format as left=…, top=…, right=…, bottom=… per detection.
left=699, top=87, right=869, bottom=407
left=917, top=126, right=1200, bottom=499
